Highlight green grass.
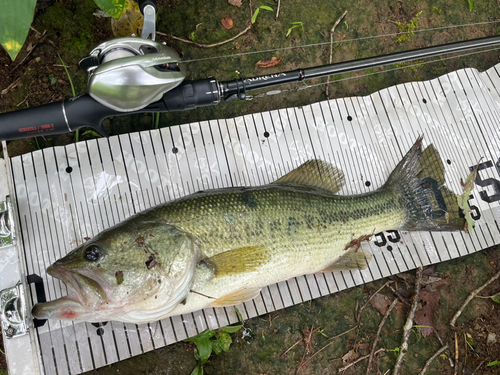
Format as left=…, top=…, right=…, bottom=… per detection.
left=58, top=54, right=79, bottom=142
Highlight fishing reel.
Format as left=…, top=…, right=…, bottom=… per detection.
left=78, top=0, right=186, bottom=112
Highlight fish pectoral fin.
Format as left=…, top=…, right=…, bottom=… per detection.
left=211, top=287, right=262, bottom=307
left=204, top=246, right=270, bottom=277
left=320, top=249, right=372, bottom=272
left=273, top=160, right=345, bottom=194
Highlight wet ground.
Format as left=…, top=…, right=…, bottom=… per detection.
left=1, top=0, right=500, bottom=374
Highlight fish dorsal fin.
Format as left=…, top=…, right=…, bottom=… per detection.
left=273, top=160, right=345, bottom=194
left=204, top=246, right=270, bottom=277
left=320, top=249, right=372, bottom=272
left=211, top=287, right=262, bottom=307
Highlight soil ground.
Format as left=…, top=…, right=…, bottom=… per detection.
left=1, top=0, right=500, bottom=374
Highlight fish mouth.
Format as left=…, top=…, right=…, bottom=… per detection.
left=47, top=264, right=108, bottom=304
left=32, top=264, right=109, bottom=321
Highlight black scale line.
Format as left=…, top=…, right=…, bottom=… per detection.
left=52, top=148, right=90, bottom=372
left=397, top=85, right=443, bottom=263
left=359, top=100, right=406, bottom=276
left=24, top=155, right=61, bottom=372
left=343, top=97, right=380, bottom=284
left=417, top=80, right=460, bottom=261
left=306, top=104, right=341, bottom=296
left=419, top=77, right=471, bottom=258
left=448, top=73, right=491, bottom=250
left=216, top=119, right=235, bottom=188
left=90, top=142, right=123, bottom=363
left=404, top=82, right=453, bottom=262
left=365, top=93, right=412, bottom=273
left=332, top=101, right=364, bottom=287
left=257, top=112, right=281, bottom=182
left=393, top=85, right=435, bottom=266
left=432, top=77, right=476, bottom=255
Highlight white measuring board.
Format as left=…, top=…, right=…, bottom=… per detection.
left=8, top=63, right=500, bottom=374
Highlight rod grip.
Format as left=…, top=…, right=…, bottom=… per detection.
left=0, top=95, right=120, bottom=141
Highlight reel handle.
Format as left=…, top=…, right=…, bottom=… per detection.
left=138, top=0, right=156, bottom=13
left=139, top=0, right=156, bottom=39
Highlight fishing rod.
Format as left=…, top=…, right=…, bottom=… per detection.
left=1, top=0, right=500, bottom=142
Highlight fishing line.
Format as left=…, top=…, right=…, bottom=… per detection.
left=245, top=45, right=500, bottom=99
left=178, top=20, right=500, bottom=64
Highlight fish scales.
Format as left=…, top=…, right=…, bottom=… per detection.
left=155, top=185, right=404, bottom=261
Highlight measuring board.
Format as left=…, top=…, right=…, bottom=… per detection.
left=7, top=63, right=500, bottom=375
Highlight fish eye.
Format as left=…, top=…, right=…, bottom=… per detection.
left=84, top=245, right=102, bottom=262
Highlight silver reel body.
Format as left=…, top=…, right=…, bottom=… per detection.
left=82, top=37, right=186, bottom=112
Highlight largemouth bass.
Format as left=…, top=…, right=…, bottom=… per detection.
left=32, top=137, right=465, bottom=323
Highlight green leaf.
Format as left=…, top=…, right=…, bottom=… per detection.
left=291, top=22, right=303, bottom=25
left=487, top=360, right=500, bottom=367
left=190, top=31, right=196, bottom=43
left=468, top=0, right=473, bottom=12
left=286, top=28, right=293, bottom=37
left=94, top=0, right=126, bottom=19
left=184, top=329, right=215, bottom=364
left=82, top=130, right=103, bottom=138
left=260, top=5, right=274, bottom=11
left=251, top=8, right=260, bottom=23
left=49, top=74, right=57, bottom=86
left=492, top=295, right=500, bottom=304
left=0, top=0, right=37, bottom=61
left=220, top=324, right=242, bottom=333
left=235, top=307, right=244, bottom=323
left=220, top=308, right=244, bottom=332
left=190, top=364, right=204, bottom=375
left=215, top=331, right=232, bottom=352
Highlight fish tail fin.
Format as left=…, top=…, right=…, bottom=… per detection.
left=386, top=136, right=465, bottom=231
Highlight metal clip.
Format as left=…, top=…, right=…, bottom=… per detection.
left=0, top=196, right=14, bottom=248
left=1, top=283, right=28, bottom=339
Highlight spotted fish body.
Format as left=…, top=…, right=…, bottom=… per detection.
left=32, top=138, right=464, bottom=323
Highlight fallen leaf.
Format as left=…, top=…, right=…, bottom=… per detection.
left=256, top=57, right=282, bottom=68
left=228, top=0, right=242, bottom=7
left=369, top=294, right=391, bottom=315
left=422, top=265, right=436, bottom=276
left=395, top=301, right=409, bottom=319
left=221, top=17, right=234, bottom=30
left=342, top=349, right=358, bottom=365
left=414, top=284, right=440, bottom=337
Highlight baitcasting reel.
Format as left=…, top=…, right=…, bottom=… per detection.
left=78, top=0, right=186, bottom=112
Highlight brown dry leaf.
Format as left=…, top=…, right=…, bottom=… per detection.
left=228, top=0, right=242, bottom=7
left=342, top=349, right=359, bottom=365
left=395, top=301, right=409, bottom=319
left=221, top=17, right=234, bottom=30
left=369, top=294, right=391, bottom=315
left=256, top=57, right=283, bottom=68
left=414, top=284, right=440, bottom=337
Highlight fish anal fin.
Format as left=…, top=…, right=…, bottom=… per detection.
left=204, top=246, right=270, bottom=277
left=320, top=249, right=372, bottom=272
left=273, top=160, right=345, bottom=194
left=211, top=287, right=262, bottom=307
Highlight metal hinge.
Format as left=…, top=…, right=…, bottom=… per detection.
left=1, top=283, right=28, bottom=338
left=0, top=196, right=14, bottom=248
